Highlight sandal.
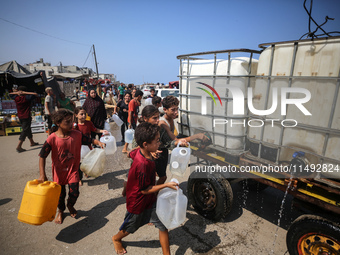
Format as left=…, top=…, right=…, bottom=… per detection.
left=16, top=148, right=26, bottom=153
left=30, top=142, right=39, bottom=147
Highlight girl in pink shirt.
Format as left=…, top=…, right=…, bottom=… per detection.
left=39, top=109, right=105, bottom=224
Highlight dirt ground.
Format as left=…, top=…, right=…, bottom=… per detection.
left=0, top=121, right=302, bottom=255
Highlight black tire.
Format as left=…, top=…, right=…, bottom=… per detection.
left=239, top=179, right=268, bottom=192
left=286, top=215, right=340, bottom=255
left=187, top=171, right=233, bottom=221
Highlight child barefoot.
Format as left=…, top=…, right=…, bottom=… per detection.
left=121, top=105, right=189, bottom=196
left=74, top=106, right=108, bottom=185
left=38, top=109, right=105, bottom=224
left=112, top=122, right=178, bottom=255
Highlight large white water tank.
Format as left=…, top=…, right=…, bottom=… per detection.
left=180, top=57, right=258, bottom=150
left=248, top=37, right=340, bottom=178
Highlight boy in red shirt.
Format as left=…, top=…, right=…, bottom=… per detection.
left=39, top=109, right=105, bottom=224
left=128, top=90, right=143, bottom=129
left=112, top=122, right=178, bottom=255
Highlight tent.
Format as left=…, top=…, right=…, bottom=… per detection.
left=51, top=73, right=90, bottom=79
left=0, top=60, right=48, bottom=95
left=0, top=60, right=31, bottom=75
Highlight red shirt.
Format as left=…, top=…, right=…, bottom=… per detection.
left=39, top=130, right=92, bottom=185
left=126, top=149, right=156, bottom=214
left=128, top=99, right=139, bottom=124
left=75, top=120, right=96, bottom=137
left=13, top=95, right=35, bottom=119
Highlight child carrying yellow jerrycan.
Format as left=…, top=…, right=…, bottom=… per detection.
left=17, top=179, right=61, bottom=225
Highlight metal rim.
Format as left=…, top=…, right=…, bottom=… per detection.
left=297, top=232, right=340, bottom=255
left=192, top=180, right=217, bottom=212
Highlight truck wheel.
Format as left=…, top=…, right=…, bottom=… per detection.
left=286, top=215, right=340, bottom=255
left=187, top=171, right=233, bottom=221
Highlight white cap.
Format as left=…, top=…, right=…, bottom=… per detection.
left=172, top=161, right=179, bottom=169
left=179, top=149, right=187, bottom=156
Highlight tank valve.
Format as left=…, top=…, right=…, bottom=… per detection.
left=290, top=151, right=313, bottom=178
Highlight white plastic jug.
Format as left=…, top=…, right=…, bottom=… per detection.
left=111, top=114, right=124, bottom=127
left=104, top=120, right=111, bottom=131
left=145, top=98, right=152, bottom=106
left=169, top=142, right=191, bottom=176
left=124, top=129, right=135, bottom=144
left=156, top=178, right=188, bottom=229
left=80, top=148, right=106, bottom=178
left=100, top=132, right=117, bottom=155
left=80, top=145, right=91, bottom=161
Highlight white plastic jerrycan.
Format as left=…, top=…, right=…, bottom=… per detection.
left=80, top=145, right=91, bottom=161
left=156, top=178, right=188, bottom=229
left=104, top=120, right=111, bottom=131
left=124, top=128, right=135, bottom=144
left=111, top=114, right=124, bottom=127
left=100, top=132, right=117, bottom=155
left=169, top=142, right=191, bottom=176
left=80, top=148, right=106, bottom=178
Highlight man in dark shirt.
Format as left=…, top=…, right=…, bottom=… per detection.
left=10, top=86, right=39, bottom=152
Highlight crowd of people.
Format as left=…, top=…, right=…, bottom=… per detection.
left=12, top=81, right=209, bottom=255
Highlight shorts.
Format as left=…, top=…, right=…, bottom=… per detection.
left=119, top=204, right=167, bottom=233
left=19, top=117, right=33, bottom=141
left=155, top=148, right=168, bottom=178
left=45, top=115, right=52, bottom=130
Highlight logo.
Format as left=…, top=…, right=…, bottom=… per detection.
left=196, top=82, right=312, bottom=128
left=197, top=82, right=222, bottom=115
left=197, top=82, right=311, bottom=116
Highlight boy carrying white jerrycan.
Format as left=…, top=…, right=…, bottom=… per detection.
left=156, top=178, right=188, bottom=229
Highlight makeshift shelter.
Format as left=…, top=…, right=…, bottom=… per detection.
left=47, top=77, right=62, bottom=99
left=0, top=60, right=48, bottom=95
left=0, top=60, right=31, bottom=75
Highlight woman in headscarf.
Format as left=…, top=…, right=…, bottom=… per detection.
left=82, top=89, right=107, bottom=140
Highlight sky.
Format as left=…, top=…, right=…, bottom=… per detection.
left=0, top=0, right=339, bottom=85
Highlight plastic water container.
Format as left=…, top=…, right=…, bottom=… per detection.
left=156, top=178, right=188, bottom=229
left=124, top=129, right=135, bottom=144
left=145, top=98, right=152, bottom=106
left=18, top=180, right=61, bottom=225
left=104, top=120, right=111, bottom=131
left=80, top=145, right=91, bottom=160
left=169, top=143, right=191, bottom=176
left=80, top=99, right=85, bottom=106
left=111, top=114, right=124, bottom=127
left=80, top=148, right=106, bottom=177
left=100, top=132, right=117, bottom=155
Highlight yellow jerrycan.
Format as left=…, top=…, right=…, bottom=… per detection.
left=18, top=180, right=61, bottom=225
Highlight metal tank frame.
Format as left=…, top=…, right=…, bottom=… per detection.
left=177, top=49, right=261, bottom=160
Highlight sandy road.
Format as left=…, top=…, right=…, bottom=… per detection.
left=0, top=121, right=300, bottom=255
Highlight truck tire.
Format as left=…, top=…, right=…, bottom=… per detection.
left=286, top=214, right=340, bottom=255
left=187, top=171, right=233, bottom=221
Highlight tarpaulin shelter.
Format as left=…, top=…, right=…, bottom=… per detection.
left=0, top=60, right=48, bottom=95
left=0, top=60, right=31, bottom=75
left=51, top=73, right=90, bottom=79
left=47, top=77, right=62, bottom=99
